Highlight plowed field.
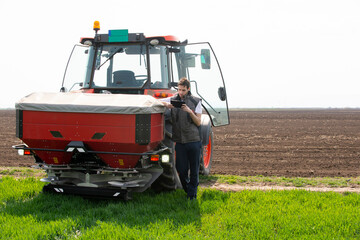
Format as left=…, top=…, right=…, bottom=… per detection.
left=1, top=109, right=360, bottom=178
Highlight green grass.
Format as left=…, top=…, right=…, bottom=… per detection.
left=0, top=167, right=45, bottom=178
left=1, top=176, right=360, bottom=239
left=200, top=174, right=360, bottom=188
left=2, top=167, right=359, bottom=189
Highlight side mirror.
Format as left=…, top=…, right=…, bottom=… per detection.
left=218, top=87, right=226, bottom=101
left=201, top=49, right=211, bottom=69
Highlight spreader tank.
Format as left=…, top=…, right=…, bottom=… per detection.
left=16, top=92, right=166, bottom=168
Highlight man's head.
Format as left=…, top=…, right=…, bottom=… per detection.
left=178, top=77, right=190, bottom=99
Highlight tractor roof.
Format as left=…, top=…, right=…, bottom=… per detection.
left=80, top=29, right=187, bottom=46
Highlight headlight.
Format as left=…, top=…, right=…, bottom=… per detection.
left=161, top=155, right=170, bottom=163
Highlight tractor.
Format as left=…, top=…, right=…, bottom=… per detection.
left=13, top=21, right=229, bottom=200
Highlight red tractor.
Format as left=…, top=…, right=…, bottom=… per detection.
left=13, top=22, right=229, bottom=200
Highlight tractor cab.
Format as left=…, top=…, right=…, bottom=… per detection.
left=62, top=22, right=229, bottom=127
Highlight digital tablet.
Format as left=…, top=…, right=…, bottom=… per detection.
left=170, top=100, right=184, bottom=108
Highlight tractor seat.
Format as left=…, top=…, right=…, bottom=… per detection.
left=112, top=70, right=136, bottom=87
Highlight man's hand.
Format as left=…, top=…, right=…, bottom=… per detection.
left=162, top=102, right=174, bottom=109
left=181, top=104, right=201, bottom=126
left=180, top=104, right=192, bottom=113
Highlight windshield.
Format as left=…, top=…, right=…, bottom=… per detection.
left=91, top=44, right=171, bottom=89
left=62, top=44, right=171, bottom=91
left=92, top=44, right=148, bottom=88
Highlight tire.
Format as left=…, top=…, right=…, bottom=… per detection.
left=200, top=128, right=213, bottom=175
left=151, top=120, right=182, bottom=192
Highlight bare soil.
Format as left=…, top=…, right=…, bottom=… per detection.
left=212, top=109, right=360, bottom=178
left=1, top=109, right=360, bottom=192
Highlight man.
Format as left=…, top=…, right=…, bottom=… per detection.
left=161, top=77, right=202, bottom=200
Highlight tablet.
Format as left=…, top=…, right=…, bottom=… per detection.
left=170, top=100, right=184, bottom=108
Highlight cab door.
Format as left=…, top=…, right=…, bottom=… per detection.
left=173, top=42, right=230, bottom=126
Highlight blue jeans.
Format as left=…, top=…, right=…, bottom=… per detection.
left=175, top=141, right=201, bottom=199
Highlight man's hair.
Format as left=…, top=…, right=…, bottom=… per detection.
left=178, top=77, right=190, bottom=89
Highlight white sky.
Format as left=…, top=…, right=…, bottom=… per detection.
left=1, top=0, right=359, bottom=108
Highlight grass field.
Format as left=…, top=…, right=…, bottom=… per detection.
left=1, top=173, right=360, bottom=239
left=201, top=174, right=360, bottom=189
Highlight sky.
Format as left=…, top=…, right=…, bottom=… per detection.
left=1, top=0, right=359, bottom=108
